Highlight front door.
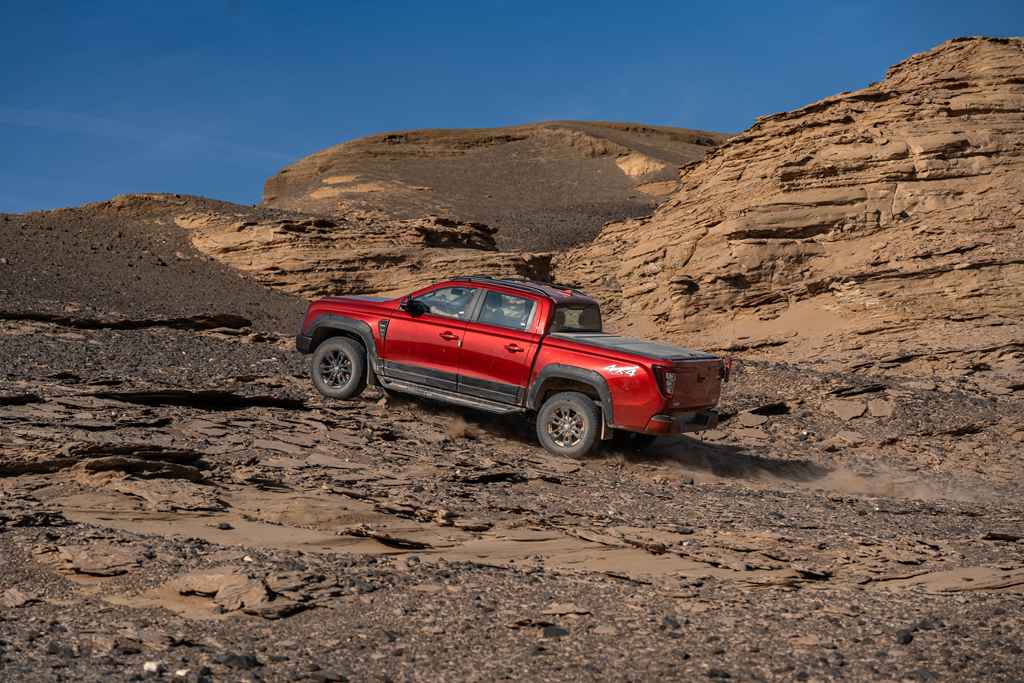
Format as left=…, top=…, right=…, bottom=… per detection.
left=380, top=285, right=481, bottom=392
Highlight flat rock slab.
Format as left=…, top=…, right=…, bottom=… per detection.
left=881, top=566, right=1024, bottom=594
left=738, top=412, right=769, bottom=427
left=157, top=566, right=343, bottom=619
left=1, top=588, right=40, bottom=608
left=53, top=542, right=145, bottom=576
left=825, top=399, right=867, bottom=420
left=105, top=478, right=226, bottom=512
left=836, top=430, right=867, bottom=446
left=252, top=439, right=308, bottom=455
left=868, top=399, right=895, bottom=418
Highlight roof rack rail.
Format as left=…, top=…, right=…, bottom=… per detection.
left=451, top=275, right=552, bottom=298
left=450, top=275, right=596, bottom=300
left=504, top=277, right=586, bottom=295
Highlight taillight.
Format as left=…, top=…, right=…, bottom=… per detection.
left=654, top=367, right=677, bottom=397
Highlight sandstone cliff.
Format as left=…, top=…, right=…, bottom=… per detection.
left=263, top=121, right=725, bottom=251
left=557, top=37, right=1024, bottom=388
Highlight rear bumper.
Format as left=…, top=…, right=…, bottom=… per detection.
left=643, top=410, right=718, bottom=435
left=296, top=334, right=313, bottom=354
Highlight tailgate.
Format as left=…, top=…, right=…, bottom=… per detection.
left=669, top=359, right=722, bottom=410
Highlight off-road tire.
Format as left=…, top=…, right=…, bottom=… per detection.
left=311, top=337, right=367, bottom=400
left=536, top=391, right=601, bottom=458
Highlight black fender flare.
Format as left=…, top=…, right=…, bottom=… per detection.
left=526, top=364, right=614, bottom=426
left=305, top=315, right=381, bottom=386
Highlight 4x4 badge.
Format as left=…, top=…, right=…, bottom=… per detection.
left=605, top=364, right=638, bottom=377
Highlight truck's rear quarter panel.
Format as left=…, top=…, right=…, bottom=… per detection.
left=532, top=340, right=668, bottom=429
left=536, top=334, right=723, bottom=432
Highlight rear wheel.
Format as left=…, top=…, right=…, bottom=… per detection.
left=311, top=337, right=367, bottom=400
left=536, top=391, right=600, bottom=458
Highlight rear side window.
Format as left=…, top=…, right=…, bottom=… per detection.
left=551, top=304, right=602, bottom=333
left=476, top=291, right=537, bottom=330
left=415, top=286, right=478, bottom=320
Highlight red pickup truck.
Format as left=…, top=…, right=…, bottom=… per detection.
left=296, top=276, right=727, bottom=457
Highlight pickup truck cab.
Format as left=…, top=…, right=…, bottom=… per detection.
left=296, top=276, right=728, bottom=457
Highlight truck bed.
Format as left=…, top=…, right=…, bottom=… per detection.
left=549, top=333, right=717, bottom=362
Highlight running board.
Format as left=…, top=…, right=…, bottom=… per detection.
left=378, top=377, right=524, bottom=415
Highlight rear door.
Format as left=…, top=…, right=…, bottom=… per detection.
left=457, top=289, right=542, bottom=405
left=380, top=285, right=481, bottom=392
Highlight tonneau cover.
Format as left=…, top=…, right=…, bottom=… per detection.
left=550, top=333, right=718, bottom=362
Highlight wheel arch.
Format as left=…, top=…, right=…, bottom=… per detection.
left=527, top=364, right=614, bottom=431
left=308, top=315, right=380, bottom=386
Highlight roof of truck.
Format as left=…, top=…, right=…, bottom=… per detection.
left=450, top=276, right=597, bottom=304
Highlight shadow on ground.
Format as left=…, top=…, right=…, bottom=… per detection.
left=618, top=437, right=831, bottom=483
left=383, top=392, right=834, bottom=486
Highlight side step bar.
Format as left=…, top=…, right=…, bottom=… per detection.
left=378, top=377, right=525, bottom=415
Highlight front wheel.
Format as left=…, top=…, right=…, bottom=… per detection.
left=536, top=391, right=601, bottom=458
left=311, top=337, right=367, bottom=400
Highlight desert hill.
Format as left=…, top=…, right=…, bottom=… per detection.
left=262, top=121, right=726, bottom=251
left=0, top=193, right=548, bottom=314
left=0, top=194, right=304, bottom=330
left=557, top=37, right=1024, bottom=391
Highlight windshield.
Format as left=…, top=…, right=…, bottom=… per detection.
left=551, top=304, right=602, bottom=333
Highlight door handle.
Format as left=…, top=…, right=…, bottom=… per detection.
left=505, top=343, right=524, bottom=353
left=440, top=331, right=459, bottom=341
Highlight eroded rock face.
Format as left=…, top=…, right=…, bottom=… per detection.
left=558, top=38, right=1024, bottom=378
left=174, top=210, right=550, bottom=299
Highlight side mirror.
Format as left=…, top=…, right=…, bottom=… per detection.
left=400, top=297, right=425, bottom=316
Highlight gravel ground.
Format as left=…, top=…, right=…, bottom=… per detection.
left=1, top=199, right=1022, bottom=681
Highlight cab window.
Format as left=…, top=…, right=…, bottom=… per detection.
left=414, top=286, right=477, bottom=320
left=551, top=304, right=602, bottom=333
left=476, top=290, right=536, bottom=330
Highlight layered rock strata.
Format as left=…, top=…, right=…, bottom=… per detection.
left=557, top=37, right=1024, bottom=382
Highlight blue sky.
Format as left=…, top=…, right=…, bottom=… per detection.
left=1, top=0, right=1021, bottom=212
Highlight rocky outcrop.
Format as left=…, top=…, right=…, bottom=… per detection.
left=175, top=208, right=550, bottom=299
left=558, top=38, right=1024, bottom=381
left=263, top=121, right=726, bottom=251
left=2, top=192, right=550, bottom=323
